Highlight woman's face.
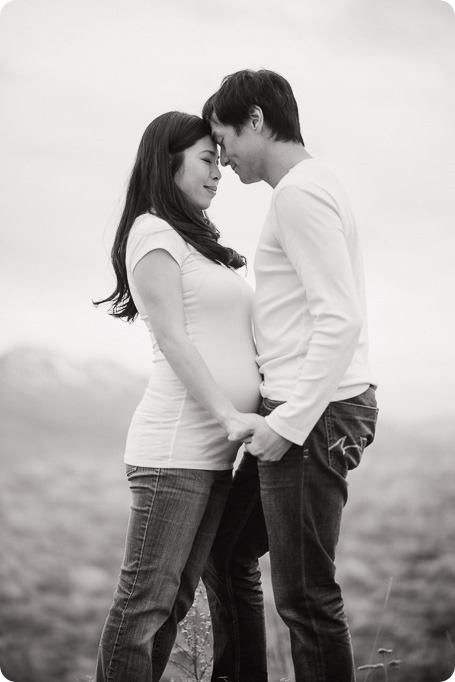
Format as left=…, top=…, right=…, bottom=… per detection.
left=174, top=135, right=221, bottom=210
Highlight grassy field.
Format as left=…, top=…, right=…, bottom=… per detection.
left=0, top=348, right=454, bottom=682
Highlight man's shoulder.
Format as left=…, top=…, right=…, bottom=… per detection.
left=272, top=160, right=347, bottom=212
left=277, top=160, right=338, bottom=192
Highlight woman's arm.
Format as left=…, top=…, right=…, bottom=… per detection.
left=133, top=248, right=252, bottom=437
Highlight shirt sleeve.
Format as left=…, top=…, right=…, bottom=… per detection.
left=127, top=222, right=188, bottom=276
left=264, top=185, right=363, bottom=445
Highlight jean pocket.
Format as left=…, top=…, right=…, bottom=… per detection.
left=259, top=397, right=286, bottom=417
left=325, top=399, right=378, bottom=477
left=125, top=464, right=138, bottom=478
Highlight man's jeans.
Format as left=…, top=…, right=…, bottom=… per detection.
left=203, top=386, right=378, bottom=682
left=95, top=466, right=231, bottom=682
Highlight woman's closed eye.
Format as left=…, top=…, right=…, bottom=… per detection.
left=203, top=158, right=220, bottom=169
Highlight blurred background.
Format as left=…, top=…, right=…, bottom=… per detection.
left=0, top=0, right=454, bottom=680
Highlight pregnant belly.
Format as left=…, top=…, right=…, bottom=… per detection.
left=210, top=359, right=261, bottom=413
left=143, top=350, right=261, bottom=416
left=195, top=333, right=261, bottom=413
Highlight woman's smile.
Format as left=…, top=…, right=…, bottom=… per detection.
left=204, top=184, right=217, bottom=196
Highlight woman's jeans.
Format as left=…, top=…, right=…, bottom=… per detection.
left=95, top=465, right=232, bottom=682
left=203, top=386, right=378, bottom=682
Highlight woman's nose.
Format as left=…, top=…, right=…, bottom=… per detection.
left=212, top=165, right=221, bottom=180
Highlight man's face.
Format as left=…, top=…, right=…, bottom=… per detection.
left=209, top=115, right=262, bottom=185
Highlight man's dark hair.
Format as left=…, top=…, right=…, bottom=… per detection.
left=202, top=69, right=304, bottom=145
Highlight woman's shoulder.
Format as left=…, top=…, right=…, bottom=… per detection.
left=128, top=214, right=190, bottom=252
left=131, top=213, right=176, bottom=236
left=126, top=213, right=190, bottom=269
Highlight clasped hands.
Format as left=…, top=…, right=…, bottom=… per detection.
left=224, top=412, right=292, bottom=462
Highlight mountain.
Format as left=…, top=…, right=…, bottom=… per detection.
left=0, top=345, right=147, bottom=451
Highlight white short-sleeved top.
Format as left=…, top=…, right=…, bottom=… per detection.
left=124, top=213, right=261, bottom=470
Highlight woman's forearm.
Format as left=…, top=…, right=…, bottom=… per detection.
left=158, top=330, right=237, bottom=428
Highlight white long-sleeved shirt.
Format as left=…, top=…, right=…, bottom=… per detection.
left=253, top=159, right=373, bottom=445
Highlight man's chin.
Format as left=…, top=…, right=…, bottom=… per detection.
left=238, top=173, right=261, bottom=185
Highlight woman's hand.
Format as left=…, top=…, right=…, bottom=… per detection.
left=222, top=411, right=263, bottom=444
left=224, top=411, right=292, bottom=462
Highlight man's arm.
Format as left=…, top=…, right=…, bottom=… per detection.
left=265, top=185, right=362, bottom=446
left=235, top=184, right=362, bottom=461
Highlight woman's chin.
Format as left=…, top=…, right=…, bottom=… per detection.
left=195, top=199, right=212, bottom=211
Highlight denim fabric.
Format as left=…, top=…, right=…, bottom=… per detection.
left=204, top=387, right=378, bottom=682
left=202, top=455, right=269, bottom=682
left=95, top=466, right=232, bottom=682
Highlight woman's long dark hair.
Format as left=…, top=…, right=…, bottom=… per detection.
left=95, top=111, right=246, bottom=321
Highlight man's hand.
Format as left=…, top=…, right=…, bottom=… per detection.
left=225, top=413, right=292, bottom=462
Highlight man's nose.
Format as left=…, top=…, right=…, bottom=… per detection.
left=220, top=149, right=229, bottom=167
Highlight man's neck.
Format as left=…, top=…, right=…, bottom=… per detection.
left=261, top=142, right=312, bottom=188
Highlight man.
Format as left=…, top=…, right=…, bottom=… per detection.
left=201, top=70, right=378, bottom=682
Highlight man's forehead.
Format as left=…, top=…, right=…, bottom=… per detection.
left=210, top=113, right=222, bottom=127
left=209, top=116, right=234, bottom=145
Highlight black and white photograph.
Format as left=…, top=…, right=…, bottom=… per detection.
left=1, top=1, right=454, bottom=681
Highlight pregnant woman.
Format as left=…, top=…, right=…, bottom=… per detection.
left=94, top=112, right=260, bottom=681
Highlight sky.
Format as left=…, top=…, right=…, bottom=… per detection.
left=0, top=0, right=454, bottom=422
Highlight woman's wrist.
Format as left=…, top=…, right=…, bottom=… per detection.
left=215, top=403, right=239, bottom=429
